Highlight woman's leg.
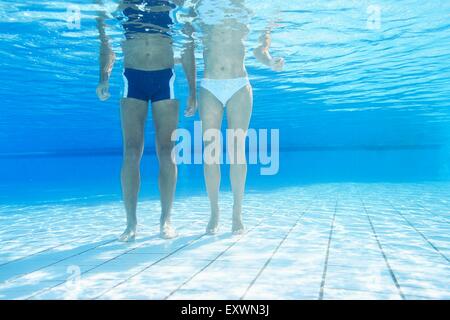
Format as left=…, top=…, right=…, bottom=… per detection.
left=119, top=97, right=149, bottom=242
left=199, top=87, right=224, bottom=234
left=226, top=84, right=253, bottom=234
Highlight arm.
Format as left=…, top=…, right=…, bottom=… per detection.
left=181, top=21, right=197, bottom=117
left=95, top=1, right=116, bottom=101
left=253, top=29, right=284, bottom=72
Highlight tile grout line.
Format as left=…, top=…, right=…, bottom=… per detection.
left=124, top=192, right=316, bottom=300
left=1, top=228, right=49, bottom=243
left=359, top=195, right=405, bottom=300
left=98, top=207, right=273, bottom=300
left=318, top=197, right=338, bottom=300
left=90, top=205, right=280, bottom=300
left=240, top=197, right=318, bottom=300
left=24, top=225, right=196, bottom=300
left=0, top=234, right=93, bottom=268
left=415, top=203, right=450, bottom=224
left=2, top=184, right=448, bottom=300
left=389, top=185, right=450, bottom=224
left=94, top=232, right=207, bottom=299
left=0, top=221, right=153, bottom=263
left=388, top=201, right=449, bottom=263
left=164, top=208, right=281, bottom=300
left=2, top=223, right=161, bottom=283
left=1, top=238, right=117, bottom=285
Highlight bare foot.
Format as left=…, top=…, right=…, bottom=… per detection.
left=118, top=226, right=136, bottom=242
left=232, top=220, right=245, bottom=235
left=160, top=223, right=178, bottom=239
left=206, top=206, right=220, bottom=235
left=206, top=216, right=219, bottom=235
left=232, top=206, right=245, bottom=235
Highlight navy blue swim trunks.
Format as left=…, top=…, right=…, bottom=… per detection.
left=122, top=68, right=175, bottom=102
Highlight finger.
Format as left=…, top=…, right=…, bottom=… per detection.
left=100, top=91, right=110, bottom=101
left=185, top=108, right=194, bottom=117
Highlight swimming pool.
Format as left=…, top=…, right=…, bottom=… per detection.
left=0, top=0, right=449, bottom=300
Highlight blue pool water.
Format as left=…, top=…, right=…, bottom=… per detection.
left=1, top=0, right=449, bottom=203
left=0, top=0, right=449, bottom=300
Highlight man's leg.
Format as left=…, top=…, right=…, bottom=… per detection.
left=119, top=97, right=149, bottom=242
left=226, top=85, right=253, bottom=234
left=199, top=88, right=224, bottom=234
left=152, top=99, right=179, bottom=239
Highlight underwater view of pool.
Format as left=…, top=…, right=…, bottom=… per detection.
left=0, top=0, right=449, bottom=300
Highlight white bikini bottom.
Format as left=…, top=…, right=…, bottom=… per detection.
left=200, top=77, right=250, bottom=107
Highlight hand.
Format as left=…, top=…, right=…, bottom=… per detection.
left=184, top=94, right=197, bottom=117
left=270, top=57, right=285, bottom=72
left=96, top=81, right=110, bottom=101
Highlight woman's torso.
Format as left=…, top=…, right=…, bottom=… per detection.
left=196, top=0, right=252, bottom=79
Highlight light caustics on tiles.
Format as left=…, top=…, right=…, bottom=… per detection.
left=0, top=183, right=448, bottom=300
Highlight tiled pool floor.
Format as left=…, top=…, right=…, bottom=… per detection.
left=0, top=183, right=449, bottom=300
